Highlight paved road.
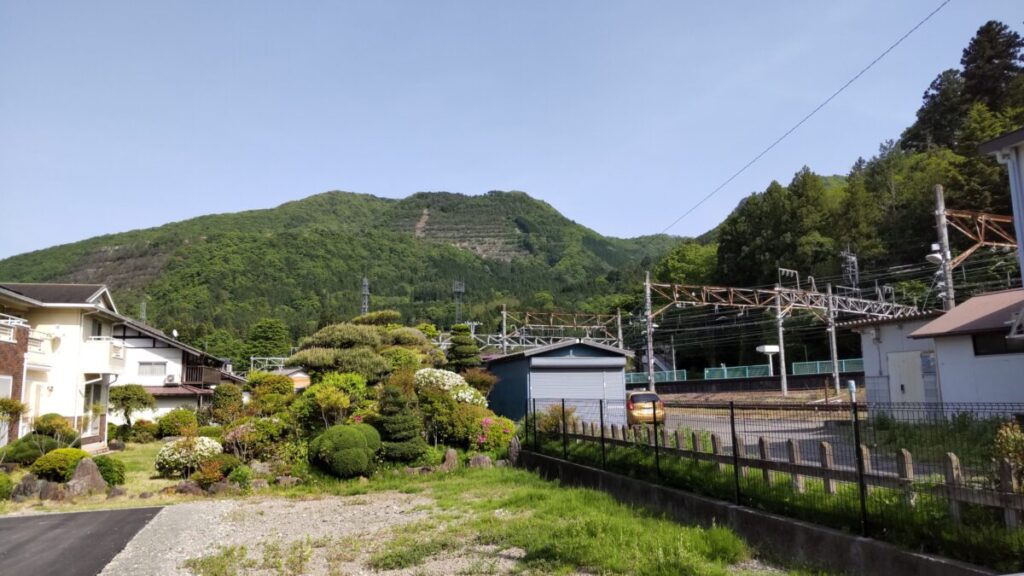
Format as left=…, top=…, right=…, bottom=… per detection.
left=0, top=507, right=161, bottom=576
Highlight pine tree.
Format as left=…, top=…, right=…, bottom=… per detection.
left=961, top=21, right=1024, bottom=111
left=244, top=318, right=292, bottom=362
left=377, top=384, right=428, bottom=463
left=447, top=324, right=482, bottom=371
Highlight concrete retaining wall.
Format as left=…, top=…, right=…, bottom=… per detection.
left=519, top=450, right=994, bottom=576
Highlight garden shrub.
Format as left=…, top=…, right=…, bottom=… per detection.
left=108, top=384, right=156, bottom=427
left=462, top=368, right=499, bottom=395
left=377, top=384, right=428, bottom=463
left=155, top=437, right=223, bottom=478
left=302, top=323, right=383, bottom=349
left=445, top=404, right=494, bottom=448
left=537, top=404, right=574, bottom=434
left=381, top=347, right=421, bottom=372
left=470, top=414, right=516, bottom=455
left=212, top=383, right=243, bottom=422
left=202, top=453, right=242, bottom=476
left=446, top=324, right=481, bottom=371
left=418, top=387, right=457, bottom=444
left=0, top=472, right=11, bottom=499
left=414, top=368, right=466, bottom=392
left=93, top=455, right=126, bottom=486
left=158, top=408, right=199, bottom=438
left=191, top=459, right=225, bottom=489
left=333, top=348, right=390, bottom=383
left=250, top=374, right=294, bottom=396
left=222, top=417, right=289, bottom=462
left=30, top=448, right=90, bottom=482
left=131, top=419, right=159, bottom=442
left=309, top=424, right=379, bottom=478
left=384, top=327, right=428, bottom=347
left=0, top=433, right=63, bottom=465
left=351, top=310, right=401, bottom=326
left=34, top=413, right=76, bottom=440
left=354, top=423, right=381, bottom=452
left=227, top=464, right=253, bottom=490
left=198, top=425, right=224, bottom=442
left=107, top=423, right=119, bottom=442
left=414, top=323, right=439, bottom=339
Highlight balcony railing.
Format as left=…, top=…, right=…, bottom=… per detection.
left=183, top=365, right=222, bottom=386
left=82, top=337, right=125, bottom=373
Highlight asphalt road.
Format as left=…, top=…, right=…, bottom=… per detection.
left=0, top=507, right=161, bottom=576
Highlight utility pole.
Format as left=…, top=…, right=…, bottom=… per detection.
left=935, top=185, right=956, bottom=310
left=361, top=277, right=370, bottom=315
left=616, top=309, right=624, bottom=349
left=644, top=271, right=656, bottom=393
left=827, top=283, right=841, bottom=395
left=775, top=286, right=788, bottom=397
left=841, top=246, right=860, bottom=295
left=501, top=304, right=508, bottom=355
left=670, top=335, right=677, bottom=373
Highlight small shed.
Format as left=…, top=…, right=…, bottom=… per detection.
left=485, top=339, right=633, bottom=426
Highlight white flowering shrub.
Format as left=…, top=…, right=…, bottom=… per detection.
left=450, top=384, right=488, bottom=407
left=155, top=436, right=223, bottom=478
left=414, top=368, right=466, bottom=391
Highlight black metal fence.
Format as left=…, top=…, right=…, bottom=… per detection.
left=523, top=398, right=1024, bottom=573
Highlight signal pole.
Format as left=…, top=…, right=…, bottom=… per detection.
left=775, top=286, right=788, bottom=397
left=501, top=304, right=508, bottom=355
left=645, top=271, right=656, bottom=393
left=827, top=283, right=841, bottom=395
left=935, top=185, right=956, bottom=310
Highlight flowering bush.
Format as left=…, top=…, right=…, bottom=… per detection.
left=155, top=437, right=223, bottom=478
left=450, top=385, right=488, bottom=407
left=222, top=417, right=288, bottom=462
left=472, top=415, right=516, bottom=455
left=414, top=368, right=466, bottom=391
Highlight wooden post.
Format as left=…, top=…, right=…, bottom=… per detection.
left=859, top=444, right=872, bottom=495
left=787, top=439, right=805, bottom=493
left=603, top=425, right=611, bottom=441
left=944, top=452, right=962, bottom=523
left=758, top=436, right=771, bottom=483
left=897, top=448, right=916, bottom=506
left=661, top=426, right=670, bottom=449
left=820, top=442, right=836, bottom=495
left=999, top=458, right=1021, bottom=529
left=692, top=431, right=701, bottom=460
left=735, top=436, right=748, bottom=477
left=711, top=433, right=724, bottom=472
left=674, top=430, right=683, bottom=451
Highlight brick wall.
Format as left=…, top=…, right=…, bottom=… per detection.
left=0, top=325, right=28, bottom=442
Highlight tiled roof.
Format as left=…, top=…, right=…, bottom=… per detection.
left=0, top=283, right=106, bottom=304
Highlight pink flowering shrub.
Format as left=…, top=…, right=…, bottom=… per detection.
left=470, top=414, right=516, bottom=455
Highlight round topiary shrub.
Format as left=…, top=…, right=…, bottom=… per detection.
left=93, top=455, right=127, bottom=486
left=0, top=472, right=12, bottom=500
left=158, top=409, right=199, bottom=438
left=309, top=424, right=379, bottom=478
left=0, top=433, right=63, bottom=465
left=155, top=437, right=223, bottom=478
left=33, top=413, right=76, bottom=439
left=227, top=464, right=253, bottom=490
left=353, top=423, right=381, bottom=452
left=30, top=448, right=90, bottom=482
left=471, top=415, right=516, bottom=456
left=131, top=419, right=159, bottom=442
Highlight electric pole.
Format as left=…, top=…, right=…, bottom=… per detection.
left=361, top=277, right=370, bottom=315
left=935, top=185, right=956, bottom=310
left=827, top=283, right=841, bottom=395
left=644, top=271, right=656, bottom=393
left=501, top=304, right=508, bottom=355
left=616, top=309, right=624, bottom=349
left=775, top=286, right=788, bottom=397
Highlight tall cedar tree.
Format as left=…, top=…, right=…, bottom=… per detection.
left=447, top=324, right=482, bottom=371
left=245, top=318, right=292, bottom=360
left=961, top=21, right=1024, bottom=111
left=376, top=384, right=428, bottom=462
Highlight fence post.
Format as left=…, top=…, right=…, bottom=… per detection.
left=524, top=397, right=529, bottom=448
left=729, top=401, right=741, bottom=504
left=561, top=399, right=568, bottom=460
left=786, top=439, right=804, bottom=493
left=599, top=400, right=606, bottom=470
left=820, top=442, right=836, bottom=495
left=999, top=458, right=1021, bottom=529
left=674, top=429, right=682, bottom=451
left=735, top=436, right=748, bottom=477
left=757, top=436, right=770, bottom=484
left=691, top=431, right=701, bottom=462
left=652, top=401, right=661, bottom=479
left=897, top=449, right=916, bottom=506
left=851, top=400, right=869, bottom=537
left=944, top=452, right=962, bottom=523
left=711, top=433, right=724, bottom=472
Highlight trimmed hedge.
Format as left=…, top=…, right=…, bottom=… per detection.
left=30, top=448, right=90, bottom=482
left=158, top=409, right=198, bottom=437
left=93, top=455, right=126, bottom=486
left=309, top=424, right=380, bottom=478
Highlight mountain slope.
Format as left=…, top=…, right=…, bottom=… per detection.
left=0, top=190, right=678, bottom=340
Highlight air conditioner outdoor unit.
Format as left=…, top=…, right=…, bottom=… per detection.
left=164, top=374, right=176, bottom=384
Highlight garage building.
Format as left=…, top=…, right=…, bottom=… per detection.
left=485, top=339, right=633, bottom=426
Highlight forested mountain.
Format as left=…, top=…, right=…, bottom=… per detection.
left=0, top=190, right=677, bottom=346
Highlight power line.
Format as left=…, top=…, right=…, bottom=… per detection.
left=656, top=0, right=953, bottom=236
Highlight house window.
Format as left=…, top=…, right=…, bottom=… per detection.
left=91, top=319, right=103, bottom=338
left=138, top=362, right=167, bottom=377
left=0, top=375, right=12, bottom=399
left=972, top=332, right=1024, bottom=356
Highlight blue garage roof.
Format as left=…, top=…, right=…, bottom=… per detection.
left=486, top=339, right=633, bottom=366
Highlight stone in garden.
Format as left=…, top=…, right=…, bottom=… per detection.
left=208, top=480, right=241, bottom=495
left=107, top=486, right=126, bottom=499
left=39, top=481, right=66, bottom=501
left=0, top=462, right=17, bottom=473
left=175, top=480, right=204, bottom=496
left=66, top=458, right=108, bottom=497
left=11, top=473, right=40, bottom=499
left=251, top=479, right=269, bottom=491
left=159, top=485, right=177, bottom=496
left=439, top=448, right=459, bottom=472
left=495, top=459, right=508, bottom=468
left=107, top=439, right=126, bottom=451
left=508, top=436, right=521, bottom=466
left=139, top=491, right=154, bottom=499
left=250, top=460, right=272, bottom=475
left=469, top=454, right=493, bottom=469
left=276, top=475, right=299, bottom=487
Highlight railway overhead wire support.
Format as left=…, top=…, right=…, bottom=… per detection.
left=943, top=209, right=1016, bottom=269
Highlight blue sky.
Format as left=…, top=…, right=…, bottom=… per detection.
left=1, top=1, right=1020, bottom=259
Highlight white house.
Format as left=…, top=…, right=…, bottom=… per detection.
left=909, top=289, right=1024, bottom=403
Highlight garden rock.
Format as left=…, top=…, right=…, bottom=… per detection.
left=175, top=480, right=204, bottom=496
left=469, top=454, right=493, bottom=469
left=208, top=480, right=241, bottom=495
left=276, top=475, right=299, bottom=487
left=251, top=479, right=269, bottom=491
left=11, top=473, right=40, bottom=499
left=439, top=448, right=459, bottom=472
left=66, top=458, right=108, bottom=497
left=39, top=481, right=66, bottom=501
left=0, top=462, right=17, bottom=473
left=496, top=459, right=508, bottom=467
left=108, top=439, right=126, bottom=451
left=508, top=436, right=521, bottom=466
left=139, top=491, right=154, bottom=499
left=250, top=460, right=272, bottom=475
left=404, top=466, right=432, bottom=475
left=107, top=486, right=127, bottom=499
